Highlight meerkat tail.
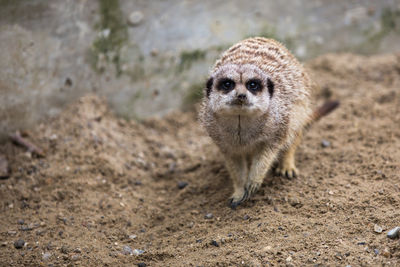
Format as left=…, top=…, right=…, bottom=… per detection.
left=305, top=100, right=339, bottom=128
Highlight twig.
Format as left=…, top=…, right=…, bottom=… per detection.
left=9, top=131, right=45, bottom=157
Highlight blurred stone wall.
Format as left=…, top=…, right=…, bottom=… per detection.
left=1, top=0, right=399, bottom=141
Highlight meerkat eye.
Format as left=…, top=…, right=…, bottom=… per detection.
left=246, top=79, right=262, bottom=93
left=217, top=78, right=235, bottom=92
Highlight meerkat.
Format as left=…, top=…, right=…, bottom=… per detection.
left=199, top=37, right=338, bottom=209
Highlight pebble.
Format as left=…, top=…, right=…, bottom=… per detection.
left=243, top=215, right=250, bottom=220
left=128, top=11, right=144, bottom=26
left=321, top=140, right=331, bottom=147
left=204, top=213, right=213, bottom=219
left=177, top=181, right=188, bottom=189
left=14, top=239, right=25, bottom=249
left=374, top=224, right=383, bottom=233
left=42, top=252, right=51, bottom=261
left=71, top=254, right=80, bottom=261
left=210, top=240, right=219, bottom=247
left=61, top=245, right=69, bottom=254
left=122, top=245, right=133, bottom=255
left=133, top=249, right=145, bottom=256
left=374, top=248, right=379, bottom=255
left=129, top=234, right=137, bottom=239
left=137, top=263, right=146, bottom=267
left=382, top=247, right=390, bottom=257
left=17, top=219, right=24, bottom=225
left=387, top=226, right=400, bottom=239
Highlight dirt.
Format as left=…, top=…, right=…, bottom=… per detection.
left=0, top=53, right=400, bottom=266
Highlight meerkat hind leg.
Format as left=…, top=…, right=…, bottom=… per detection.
left=275, top=131, right=302, bottom=179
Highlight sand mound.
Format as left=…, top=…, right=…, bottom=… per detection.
left=1, top=53, right=399, bottom=266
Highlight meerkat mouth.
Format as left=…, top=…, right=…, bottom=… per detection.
left=230, top=99, right=251, bottom=106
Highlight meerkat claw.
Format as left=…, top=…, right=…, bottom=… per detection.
left=275, top=166, right=298, bottom=179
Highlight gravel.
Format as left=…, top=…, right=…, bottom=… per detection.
left=122, top=245, right=133, bottom=255
left=204, top=213, right=213, bottom=219
left=177, top=181, right=188, bottom=189
left=210, top=240, right=219, bottom=247
left=42, top=252, right=51, bottom=260
left=374, top=224, right=383, bottom=233
left=14, top=239, right=25, bottom=249
left=321, top=140, right=331, bottom=147
left=133, top=249, right=145, bottom=256
left=387, top=226, right=400, bottom=239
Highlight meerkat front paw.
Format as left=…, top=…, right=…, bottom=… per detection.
left=229, top=188, right=248, bottom=209
left=275, top=161, right=299, bottom=179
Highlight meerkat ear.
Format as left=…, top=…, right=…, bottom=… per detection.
left=267, top=78, right=274, bottom=98
left=206, top=77, right=213, bottom=98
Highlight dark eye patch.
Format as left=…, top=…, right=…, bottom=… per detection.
left=206, top=77, right=213, bottom=98
left=217, top=78, right=235, bottom=93
left=267, top=78, right=274, bottom=98
left=246, top=79, right=263, bottom=94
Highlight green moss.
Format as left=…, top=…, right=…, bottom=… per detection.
left=178, top=49, right=207, bottom=71
left=90, top=0, right=128, bottom=76
left=182, top=81, right=205, bottom=110
left=358, top=8, right=400, bottom=53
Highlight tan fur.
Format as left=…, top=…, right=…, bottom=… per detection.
left=199, top=37, right=329, bottom=208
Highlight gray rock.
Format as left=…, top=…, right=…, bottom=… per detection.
left=374, top=249, right=379, bottom=255
left=14, top=239, right=25, bottom=249
left=123, top=245, right=133, bottom=255
left=128, top=11, right=144, bottom=26
left=133, top=249, right=145, bottom=256
left=177, top=181, right=188, bottom=189
left=387, top=226, right=400, bottom=239
left=204, top=213, right=213, bottom=219
left=137, top=263, right=146, bottom=267
left=210, top=240, right=219, bottom=247
left=42, top=252, right=52, bottom=261
left=321, top=140, right=331, bottom=147
left=374, top=224, right=383, bottom=233
left=17, top=219, right=24, bottom=225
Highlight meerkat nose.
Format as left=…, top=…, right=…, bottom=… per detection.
left=237, top=93, right=246, bottom=100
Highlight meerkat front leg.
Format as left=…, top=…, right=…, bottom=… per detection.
left=243, top=145, right=279, bottom=202
left=225, top=155, right=249, bottom=209
left=275, top=131, right=303, bottom=179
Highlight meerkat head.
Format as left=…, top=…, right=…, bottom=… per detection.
left=205, top=63, right=274, bottom=116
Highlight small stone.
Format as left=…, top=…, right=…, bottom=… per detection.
left=286, top=255, right=292, bottom=262
left=137, top=263, right=146, bottom=267
left=374, top=224, right=383, bottom=233
left=204, top=213, right=213, bottom=219
left=133, top=249, right=145, bottom=256
left=321, top=140, right=331, bottom=147
left=128, top=11, right=144, bottom=26
left=387, top=226, right=400, bottom=239
left=71, top=254, right=80, bottom=261
left=374, top=249, right=379, bottom=255
left=382, top=247, right=390, bottom=257
left=129, top=234, right=137, bottom=239
left=177, top=181, right=188, bottom=189
left=14, top=239, right=25, bottom=249
left=210, top=240, right=219, bottom=247
left=17, top=219, right=24, bottom=225
left=42, top=252, right=51, bottom=261
left=8, top=230, right=17, bottom=235
left=123, top=245, right=133, bottom=255
left=74, top=248, right=82, bottom=253
left=61, top=245, right=69, bottom=254
left=243, top=215, right=250, bottom=220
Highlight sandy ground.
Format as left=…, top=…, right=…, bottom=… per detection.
left=0, top=53, right=399, bottom=266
